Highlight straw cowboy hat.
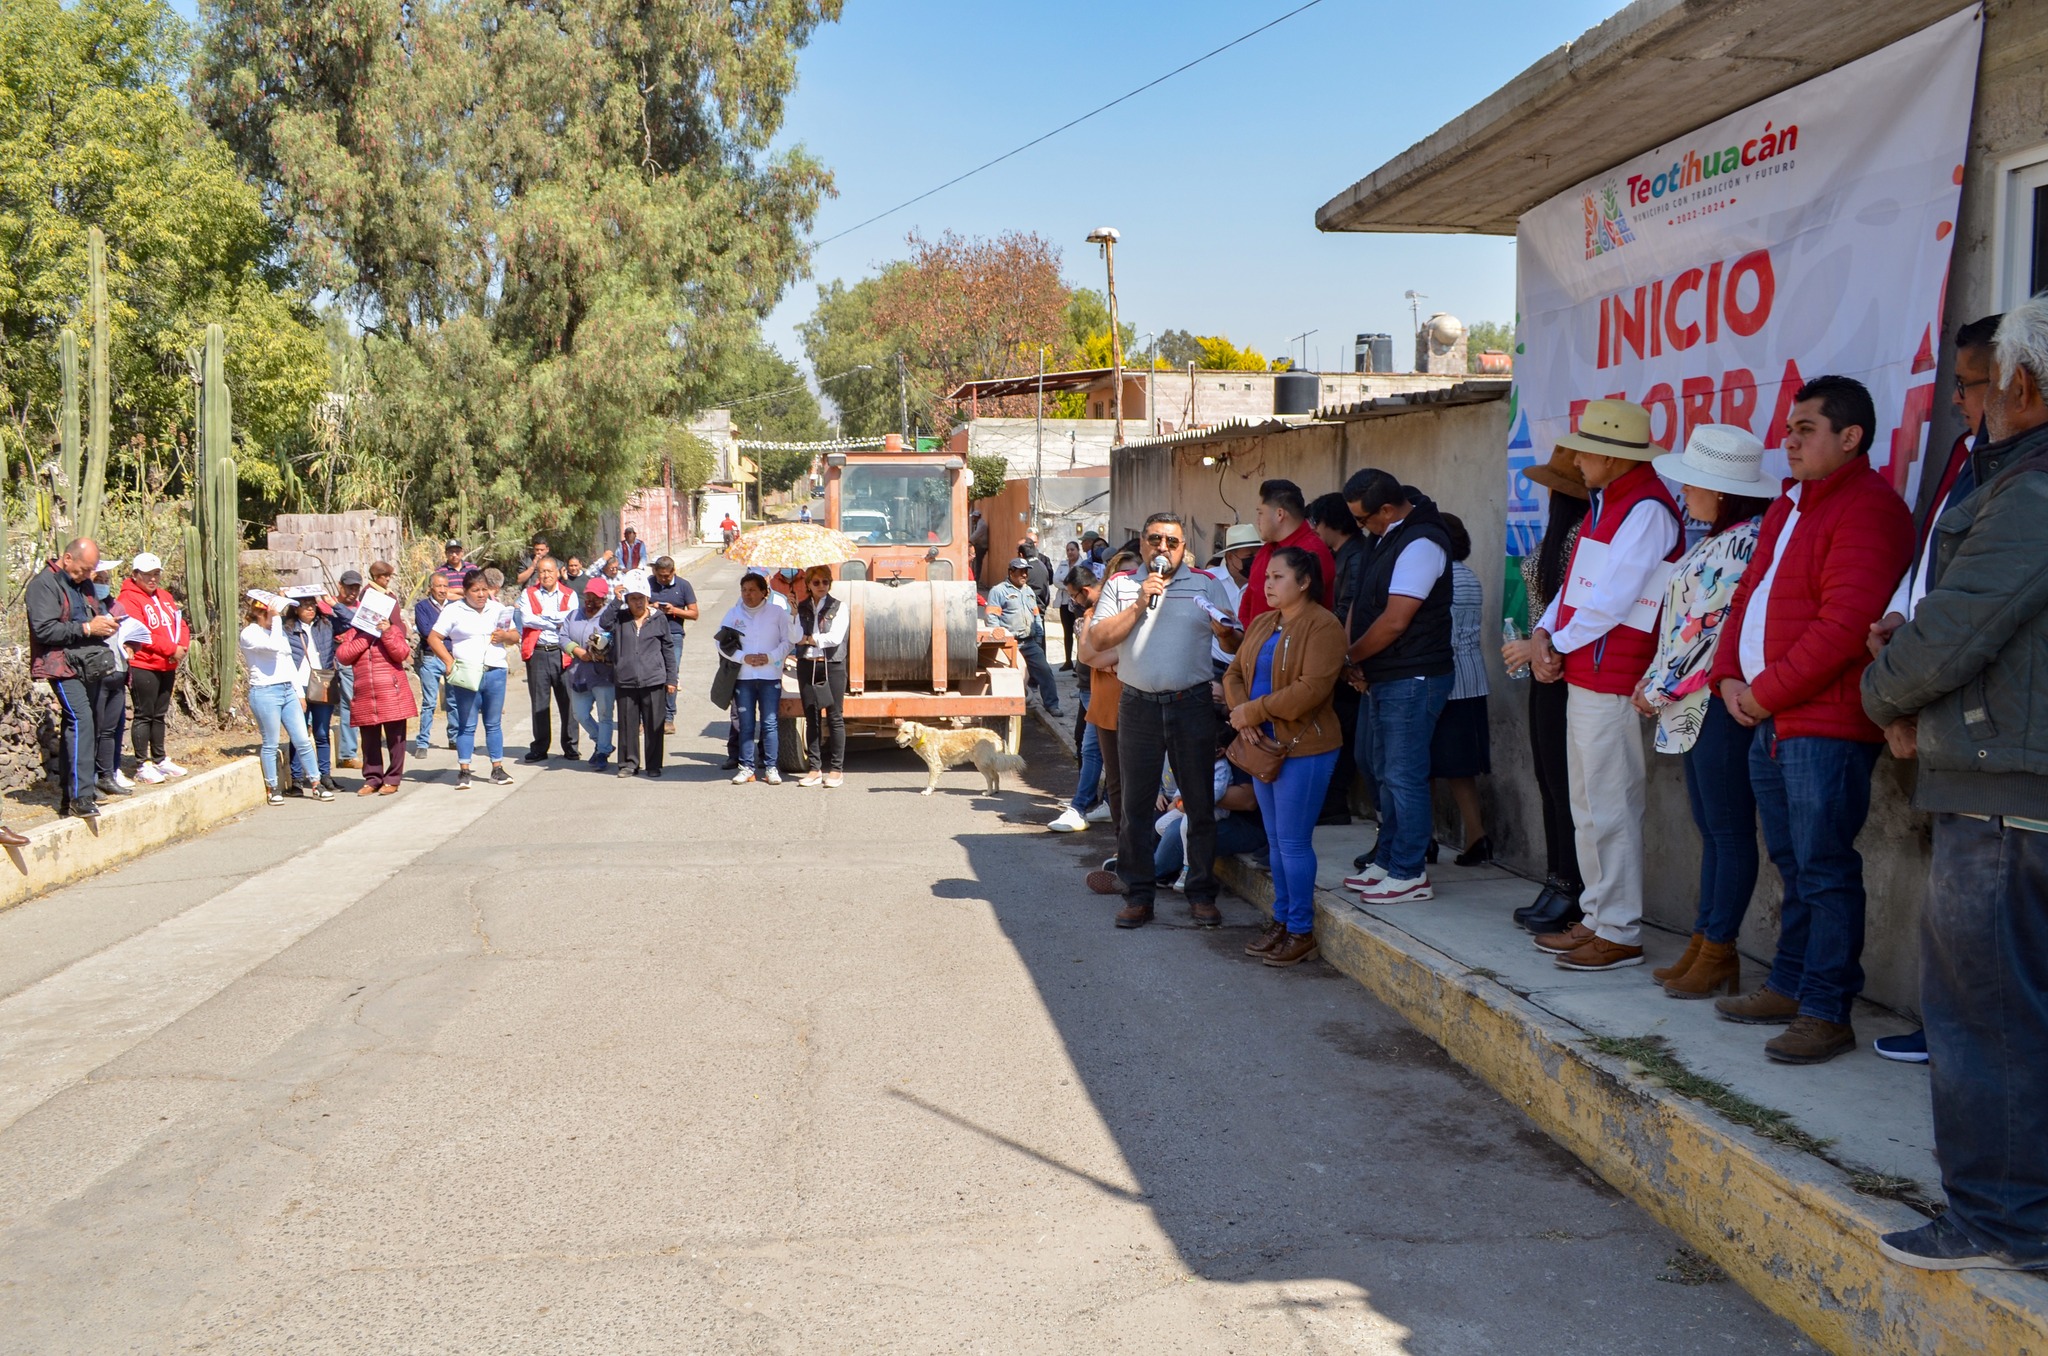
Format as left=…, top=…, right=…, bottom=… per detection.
left=1210, top=522, right=1263, bottom=564
left=1554, top=398, right=1656, bottom=461
left=1524, top=446, right=1591, bottom=500
left=1653, top=423, right=1769, bottom=499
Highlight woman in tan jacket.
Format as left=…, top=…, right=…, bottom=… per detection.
left=1223, top=544, right=1347, bottom=966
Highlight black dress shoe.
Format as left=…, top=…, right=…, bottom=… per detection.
left=1424, top=838, right=1439, bottom=865
left=523, top=750, right=550, bottom=763
left=1316, top=810, right=1352, bottom=827
left=1518, top=882, right=1585, bottom=935
left=1455, top=836, right=1494, bottom=867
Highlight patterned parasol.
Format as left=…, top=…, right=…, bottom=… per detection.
left=724, top=522, right=862, bottom=569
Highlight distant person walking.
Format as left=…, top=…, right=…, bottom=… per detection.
left=617, top=527, right=647, bottom=572
left=335, top=603, right=417, bottom=795
left=428, top=569, right=520, bottom=791
left=118, top=553, right=189, bottom=783
left=28, top=538, right=118, bottom=820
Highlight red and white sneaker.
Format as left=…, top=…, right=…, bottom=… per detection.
left=1341, top=864, right=1389, bottom=893
left=1353, top=873, right=1433, bottom=904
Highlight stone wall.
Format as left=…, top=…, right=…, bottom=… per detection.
left=255, top=512, right=404, bottom=591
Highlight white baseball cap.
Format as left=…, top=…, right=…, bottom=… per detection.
left=130, top=552, right=162, bottom=572
left=623, top=571, right=653, bottom=598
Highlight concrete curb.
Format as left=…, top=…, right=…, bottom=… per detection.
left=0, top=758, right=267, bottom=914
left=1032, top=702, right=1077, bottom=758
left=1212, top=854, right=2048, bottom=1355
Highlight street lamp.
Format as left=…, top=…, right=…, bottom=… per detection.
left=1087, top=226, right=1123, bottom=446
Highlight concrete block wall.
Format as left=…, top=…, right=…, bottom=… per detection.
left=261, top=512, right=403, bottom=590
left=1121, top=399, right=1933, bottom=1016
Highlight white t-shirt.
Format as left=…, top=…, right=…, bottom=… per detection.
left=1386, top=538, right=1448, bottom=599
left=1739, top=501, right=1802, bottom=683
left=433, top=599, right=513, bottom=669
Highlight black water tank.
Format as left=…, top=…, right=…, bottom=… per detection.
left=1273, top=369, right=1319, bottom=416
left=1355, top=332, right=1393, bottom=373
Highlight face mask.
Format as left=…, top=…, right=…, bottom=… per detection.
left=93, top=583, right=111, bottom=600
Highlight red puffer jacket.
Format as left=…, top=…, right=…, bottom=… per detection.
left=334, top=621, right=419, bottom=726
left=1707, top=457, right=1913, bottom=742
left=116, top=577, right=188, bottom=672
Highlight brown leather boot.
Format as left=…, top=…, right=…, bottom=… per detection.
left=1765, top=1016, right=1856, bottom=1064
left=1245, top=919, right=1287, bottom=956
left=1653, top=932, right=1704, bottom=983
left=1664, top=939, right=1740, bottom=999
left=1533, top=921, right=1596, bottom=953
left=1714, top=986, right=1799, bottom=1025
left=1263, top=932, right=1320, bottom=967
left=1189, top=900, right=1222, bottom=929
left=1114, top=902, right=1154, bottom=929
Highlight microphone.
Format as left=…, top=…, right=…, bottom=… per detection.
left=1147, top=554, right=1171, bottom=610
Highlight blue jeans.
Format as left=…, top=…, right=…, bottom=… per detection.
left=1681, top=700, right=1759, bottom=943
left=1070, top=721, right=1104, bottom=813
left=250, top=682, right=317, bottom=789
left=1748, top=723, right=1880, bottom=1023
left=1155, top=806, right=1267, bottom=882
left=306, top=701, right=334, bottom=777
left=1019, top=622, right=1061, bottom=715
left=571, top=683, right=616, bottom=759
left=1923, top=814, right=2048, bottom=1267
left=415, top=656, right=447, bottom=750
left=734, top=678, right=779, bottom=773
left=1358, top=672, right=1454, bottom=880
left=448, top=666, right=507, bottom=764
left=1253, top=748, right=1340, bottom=932
left=335, top=667, right=358, bottom=760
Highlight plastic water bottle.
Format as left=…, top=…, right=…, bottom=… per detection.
left=1503, top=618, right=1531, bottom=679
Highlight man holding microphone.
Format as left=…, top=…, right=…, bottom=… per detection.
left=1089, top=513, right=1238, bottom=930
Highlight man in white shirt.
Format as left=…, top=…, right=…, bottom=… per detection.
left=1524, top=400, right=1681, bottom=973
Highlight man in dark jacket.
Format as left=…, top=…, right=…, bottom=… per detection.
left=1341, top=469, right=1454, bottom=904
left=1862, top=298, right=2048, bottom=1274
left=28, top=538, right=117, bottom=819
left=647, top=555, right=698, bottom=733
left=598, top=576, right=680, bottom=779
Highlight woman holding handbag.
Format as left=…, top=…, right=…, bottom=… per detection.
left=286, top=591, right=341, bottom=793
left=427, top=569, right=520, bottom=791
left=335, top=604, right=419, bottom=795
left=792, top=566, right=849, bottom=787
left=1222, top=545, right=1347, bottom=967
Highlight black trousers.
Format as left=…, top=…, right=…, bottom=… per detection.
left=1116, top=685, right=1218, bottom=908
left=93, top=673, right=127, bottom=780
left=129, top=667, right=175, bottom=763
left=51, top=675, right=96, bottom=811
left=616, top=685, right=664, bottom=775
left=1527, top=678, right=1583, bottom=889
left=801, top=661, right=847, bottom=773
left=1057, top=603, right=1079, bottom=663
left=1319, top=682, right=1362, bottom=822
left=526, top=648, right=578, bottom=757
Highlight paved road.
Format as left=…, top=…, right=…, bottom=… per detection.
left=0, top=560, right=1807, bottom=1353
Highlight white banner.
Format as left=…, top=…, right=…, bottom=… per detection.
left=1504, top=5, right=1983, bottom=556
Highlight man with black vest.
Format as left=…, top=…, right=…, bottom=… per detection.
left=1337, top=471, right=1455, bottom=904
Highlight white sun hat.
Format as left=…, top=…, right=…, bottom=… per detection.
left=1653, top=423, right=1770, bottom=499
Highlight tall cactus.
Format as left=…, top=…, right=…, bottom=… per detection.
left=78, top=227, right=111, bottom=542
left=199, top=324, right=238, bottom=711
left=57, top=329, right=81, bottom=532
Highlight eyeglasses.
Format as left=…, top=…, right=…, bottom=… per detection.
left=1142, top=532, right=1184, bottom=547
left=1954, top=375, right=1989, bottom=394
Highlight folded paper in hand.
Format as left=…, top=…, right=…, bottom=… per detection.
left=1195, top=596, right=1242, bottom=628
left=1561, top=538, right=1673, bottom=632
left=349, top=588, right=396, bottom=636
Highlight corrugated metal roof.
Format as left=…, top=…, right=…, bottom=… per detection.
left=1116, top=380, right=1511, bottom=453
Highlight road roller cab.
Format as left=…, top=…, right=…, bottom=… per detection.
left=774, top=436, right=1027, bottom=770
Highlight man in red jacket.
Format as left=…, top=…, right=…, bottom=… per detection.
left=1709, top=375, right=1914, bottom=1065
left=1238, top=479, right=1336, bottom=626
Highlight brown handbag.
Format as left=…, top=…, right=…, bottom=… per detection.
left=1226, top=719, right=1319, bottom=784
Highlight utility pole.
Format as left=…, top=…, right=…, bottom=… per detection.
left=896, top=352, right=910, bottom=442
left=1033, top=347, right=1044, bottom=542
left=1138, top=331, right=1156, bottom=439
left=1088, top=227, right=1123, bottom=445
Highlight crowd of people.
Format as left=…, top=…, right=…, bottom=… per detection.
left=1043, top=297, right=2048, bottom=1275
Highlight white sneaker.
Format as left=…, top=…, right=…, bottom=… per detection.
left=112, top=769, right=136, bottom=791
left=799, top=771, right=824, bottom=787
left=1169, top=870, right=1188, bottom=893
left=1085, top=801, right=1111, bottom=823
left=1355, top=873, right=1433, bottom=904
left=764, top=768, right=783, bottom=786
left=1341, top=864, right=1389, bottom=892
left=731, top=768, right=756, bottom=785
left=156, top=758, right=188, bottom=778
left=1047, top=806, right=1089, bottom=833
left=134, top=763, right=166, bottom=785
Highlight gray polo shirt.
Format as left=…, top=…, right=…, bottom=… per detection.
left=1093, top=564, right=1235, bottom=694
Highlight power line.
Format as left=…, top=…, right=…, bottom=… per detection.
left=812, top=0, right=1328, bottom=248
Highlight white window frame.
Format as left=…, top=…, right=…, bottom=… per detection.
left=1990, top=139, right=2048, bottom=310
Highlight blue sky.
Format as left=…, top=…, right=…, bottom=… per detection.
left=171, top=0, right=1623, bottom=374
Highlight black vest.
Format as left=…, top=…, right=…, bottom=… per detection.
left=1352, top=496, right=1455, bottom=683
left=797, top=595, right=844, bottom=661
